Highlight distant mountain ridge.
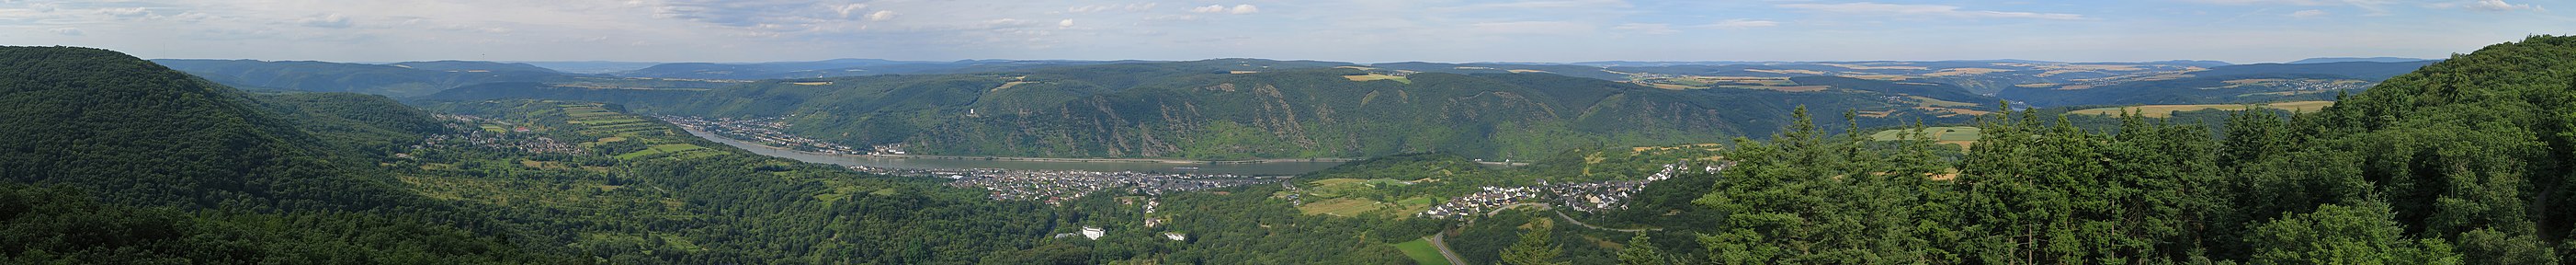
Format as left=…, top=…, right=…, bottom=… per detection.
left=386, top=60, right=561, bottom=74
left=1996, top=60, right=2438, bottom=107
left=2286, top=57, right=2434, bottom=63
left=420, top=59, right=2002, bottom=160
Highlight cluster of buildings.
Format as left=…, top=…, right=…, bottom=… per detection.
left=886, top=167, right=1286, bottom=203
left=656, top=115, right=861, bottom=155
left=415, top=115, right=583, bottom=155
left=1419, top=160, right=1733, bottom=219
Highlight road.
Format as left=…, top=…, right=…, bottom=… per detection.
left=1424, top=234, right=1468, bottom=265
left=1554, top=210, right=1661, bottom=232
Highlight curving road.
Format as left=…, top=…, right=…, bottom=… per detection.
left=1424, top=234, right=1468, bottom=265
left=1553, top=210, right=1661, bottom=232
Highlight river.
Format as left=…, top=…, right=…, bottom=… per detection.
left=686, top=128, right=1351, bottom=176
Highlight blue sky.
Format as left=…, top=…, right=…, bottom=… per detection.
left=0, top=0, right=2563, bottom=63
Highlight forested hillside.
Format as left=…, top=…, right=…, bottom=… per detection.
left=0, top=46, right=573, bottom=263
left=623, top=63, right=1973, bottom=160
left=1528, top=35, right=2576, bottom=264
left=151, top=59, right=579, bottom=97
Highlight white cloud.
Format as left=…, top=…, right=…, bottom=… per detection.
left=2458, top=0, right=2542, bottom=11
left=1777, top=2, right=2086, bottom=20
left=1059, top=19, right=1074, bottom=28
left=1064, top=3, right=1154, bottom=13
left=2289, top=9, right=2328, bottom=17
left=49, top=28, right=81, bottom=36
left=2186, top=0, right=2398, bottom=15
left=866, top=10, right=896, bottom=21
left=1192, top=5, right=1258, bottom=14
left=1469, top=21, right=1591, bottom=35
left=1708, top=18, right=1779, bottom=29
left=1611, top=23, right=1675, bottom=34
left=97, top=7, right=150, bottom=17
left=834, top=4, right=868, bottom=17
left=1458, top=0, right=1634, bottom=9
left=2182, top=0, right=2334, bottom=5
left=298, top=14, right=351, bottom=28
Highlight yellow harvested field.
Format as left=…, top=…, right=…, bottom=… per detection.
left=1344, top=74, right=1412, bottom=84
left=1846, top=75, right=1912, bottom=81
left=991, top=81, right=1034, bottom=91
left=2071, top=101, right=2336, bottom=118
left=791, top=81, right=833, bottom=86
left=1924, top=67, right=2013, bottom=76
left=1229, top=70, right=1260, bottom=74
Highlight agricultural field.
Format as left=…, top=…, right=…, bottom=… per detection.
left=1343, top=74, right=1412, bottom=84
left=615, top=144, right=713, bottom=160
left=2070, top=100, right=2334, bottom=118
left=1392, top=238, right=1448, bottom=265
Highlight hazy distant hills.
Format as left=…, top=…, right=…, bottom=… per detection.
left=620, top=61, right=1986, bottom=159
left=2286, top=57, right=2434, bottom=63
left=153, top=59, right=738, bottom=97
left=606, top=59, right=1157, bottom=80
left=143, top=55, right=2443, bottom=159
left=1997, top=60, right=2440, bottom=106
left=152, top=59, right=582, bottom=97
left=385, top=60, right=561, bottom=74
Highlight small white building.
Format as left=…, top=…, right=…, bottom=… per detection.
left=1081, top=226, right=1106, bottom=240
left=1163, top=232, right=1187, bottom=241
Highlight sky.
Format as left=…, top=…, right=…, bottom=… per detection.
left=0, top=0, right=2565, bottom=63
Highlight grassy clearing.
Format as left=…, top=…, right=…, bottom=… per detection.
left=2071, top=100, right=2334, bottom=118
left=1872, top=126, right=1982, bottom=150
left=791, top=81, right=834, bottom=86
left=1393, top=238, right=1448, bottom=265
left=1344, top=74, right=1413, bottom=84
left=479, top=124, right=507, bottom=133
left=1306, top=178, right=1409, bottom=198
left=1298, top=198, right=1391, bottom=216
